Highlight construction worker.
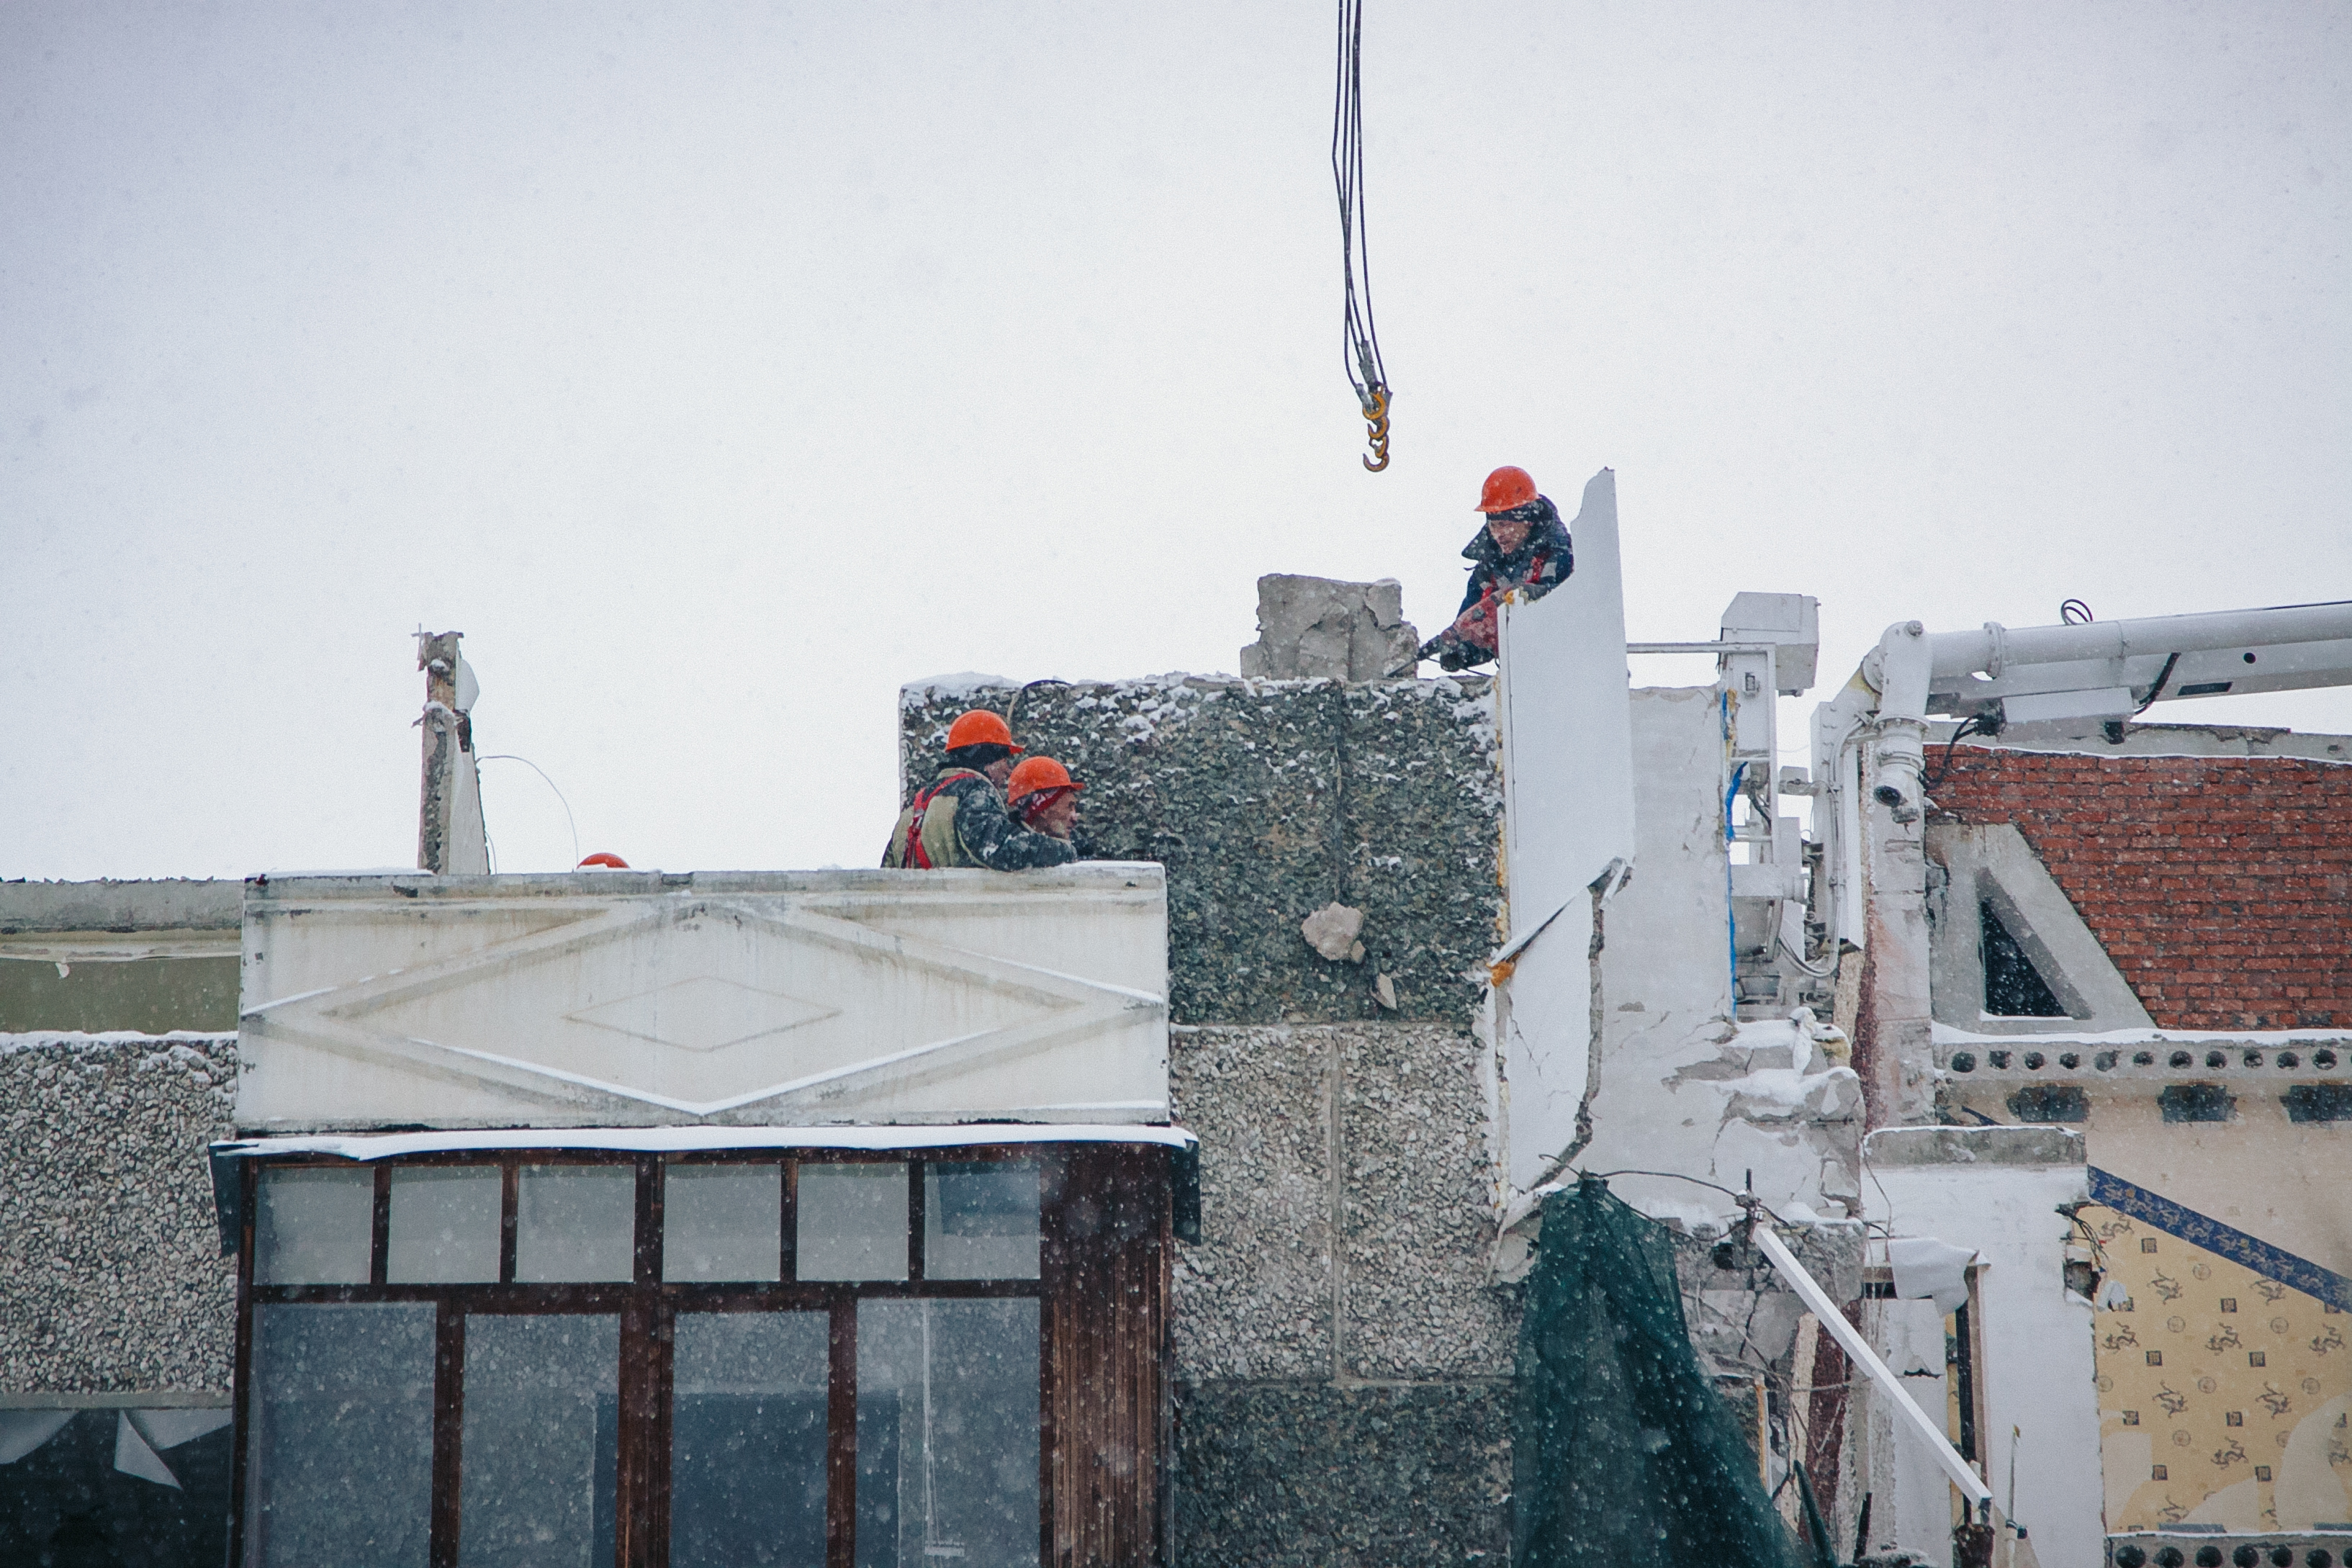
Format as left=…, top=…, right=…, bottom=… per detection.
left=883, top=710, right=1078, bottom=871
left=1004, top=756, right=1084, bottom=843
left=1419, top=465, right=1575, bottom=671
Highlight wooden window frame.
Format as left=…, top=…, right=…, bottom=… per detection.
left=228, top=1143, right=1172, bottom=1568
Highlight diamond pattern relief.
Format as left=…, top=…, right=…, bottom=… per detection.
left=565, top=976, right=839, bottom=1053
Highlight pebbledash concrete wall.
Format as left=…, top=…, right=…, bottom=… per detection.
left=903, top=675, right=1518, bottom=1565
left=0, top=1032, right=237, bottom=1394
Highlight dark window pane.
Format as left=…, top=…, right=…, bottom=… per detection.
left=856, top=1299, right=1040, bottom=1568
left=798, top=1164, right=907, bottom=1282
left=387, top=1167, right=500, bottom=1284
left=459, top=1314, right=621, bottom=1568
left=0, top=1407, right=234, bottom=1568
left=515, top=1166, right=636, bottom=1282
left=243, top=1302, right=436, bottom=1567
left=924, top=1162, right=1040, bottom=1281
left=670, top=1312, right=829, bottom=1568
left=254, top=1168, right=374, bottom=1285
left=665, top=1165, right=783, bottom=1283
left=1979, top=901, right=2065, bottom=1017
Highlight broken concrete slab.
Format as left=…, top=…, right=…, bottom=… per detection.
left=1238, top=575, right=1419, bottom=683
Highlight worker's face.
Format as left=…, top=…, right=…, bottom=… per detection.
left=985, top=754, right=1017, bottom=788
left=1486, top=515, right=1533, bottom=554
left=1032, top=790, right=1080, bottom=840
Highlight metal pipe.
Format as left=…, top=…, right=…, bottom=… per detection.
left=1928, top=600, right=2352, bottom=680
left=1756, top=1225, right=1993, bottom=1510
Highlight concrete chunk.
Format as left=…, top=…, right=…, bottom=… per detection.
left=1239, top=575, right=1419, bottom=682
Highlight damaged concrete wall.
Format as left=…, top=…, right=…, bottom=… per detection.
left=0, top=1033, right=237, bottom=1394
left=1580, top=687, right=1864, bottom=1230
left=900, top=675, right=1503, bottom=1027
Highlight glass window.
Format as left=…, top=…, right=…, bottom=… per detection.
left=459, top=1314, right=621, bottom=1568
left=664, top=1165, right=782, bottom=1283
left=924, top=1161, right=1041, bottom=1281
left=387, top=1167, right=501, bottom=1284
left=670, top=1312, right=829, bottom=1568
left=797, top=1163, right=908, bottom=1282
left=856, top=1299, right=1040, bottom=1568
left=253, top=1168, right=374, bottom=1285
left=243, top=1302, right=436, bottom=1567
left=515, top=1166, right=636, bottom=1283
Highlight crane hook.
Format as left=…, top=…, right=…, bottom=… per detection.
left=1359, top=384, right=1392, bottom=472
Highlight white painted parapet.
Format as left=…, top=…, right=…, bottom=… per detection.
left=1494, top=468, right=1638, bottom=1189
left=235, top=865, right=1170, bottom=1132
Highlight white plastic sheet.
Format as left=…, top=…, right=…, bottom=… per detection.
left=1888, top=1235, right=1978, bottom=1315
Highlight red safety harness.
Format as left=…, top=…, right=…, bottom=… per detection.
left=899, top=770, right=982, bottom=869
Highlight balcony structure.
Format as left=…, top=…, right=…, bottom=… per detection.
left=210, top=864, right=1181, bottom=1568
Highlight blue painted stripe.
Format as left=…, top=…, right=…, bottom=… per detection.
left=2089, top=1166, right=2352, bottom=1311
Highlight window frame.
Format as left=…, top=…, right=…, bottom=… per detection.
left=228, top=1143, right=1163, bottom=1568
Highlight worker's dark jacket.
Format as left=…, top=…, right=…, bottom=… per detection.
left=1431, top=503, right=1575, bottom=670
left=882, top=768, right=1079, bottom=871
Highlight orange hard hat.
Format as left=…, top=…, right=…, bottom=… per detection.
left=945, top=710, right=1022, bottom=752
left=577, top=852, right=630, bottom=869
left=1477, top=465, right=1538, bottom=514
left=1005, top=755, right=1081, bottom=806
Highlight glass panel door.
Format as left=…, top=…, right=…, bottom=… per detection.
left=458, top=1314, right=621, bottom=1568
left=243, top=1301, right=437, bottom=1567
left=670, top=1311, right=830, bottom=1567
left=856, top=1299, right=1040, bottom=1568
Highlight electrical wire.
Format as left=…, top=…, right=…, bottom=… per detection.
left=2060, top=599, right=2094, bottom=626
left=477, top=754, right=582, bottom=871
left=2131, top=650, right=2181, bottom=716
left=1332, top=0, right=1391, bottom=469
left=1924, top=713, right=1999, bottom=792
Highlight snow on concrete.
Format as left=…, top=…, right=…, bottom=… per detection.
left=217, top=1122, right=1199, bottom=1161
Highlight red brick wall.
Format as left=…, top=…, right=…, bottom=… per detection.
left=1929, top=747, right=2352, bottom=1030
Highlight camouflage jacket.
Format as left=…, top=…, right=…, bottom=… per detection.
left=1429, top=507, right=1576, bottom=670
left=1456, top=508, right=1574, bottom=616
left=882, top=768, right=1079, bottom=872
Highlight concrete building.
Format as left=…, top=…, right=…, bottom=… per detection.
left=4, top=479, right=2348, bottom=1567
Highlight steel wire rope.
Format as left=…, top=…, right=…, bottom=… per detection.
left=1332, top=0, right=1391, bottom=469
left=477, top=754, right=582, bottom=871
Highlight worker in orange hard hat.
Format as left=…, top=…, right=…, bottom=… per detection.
left=883, top=709, right=1078, bottom=871
left=1004, top=756, right=1086, bottom=844
left=1416, top=465, right=1575, bottom=672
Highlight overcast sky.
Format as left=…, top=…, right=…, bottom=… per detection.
left=5, top=1, right=2346, bottom=880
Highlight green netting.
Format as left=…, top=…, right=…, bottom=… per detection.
left=1513, top=1175, right=1813, bottom=1568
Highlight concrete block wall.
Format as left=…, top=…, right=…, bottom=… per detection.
left=0, top=1033, right=236, bottom=1394
left=899, top=674, right=1503, bottom=1026
left=1171, top=1024, right=1514, bottom=1566
left=904, top=675, right=1518, bottom=1563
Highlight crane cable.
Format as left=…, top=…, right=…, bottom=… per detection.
left=1333, top=0, right=1390, bottom=472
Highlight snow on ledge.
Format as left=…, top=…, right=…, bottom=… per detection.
left=899, top=672, right=1019, bottom=703
left=215, top=1123, right=1199, bottom=1161
left=1932, top=1022, right=2352, bottom=1047
left=1, top=1029, right=238, bottom=1056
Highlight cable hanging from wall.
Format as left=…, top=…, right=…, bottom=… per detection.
left=1333, top=0, right=1391, bottom=472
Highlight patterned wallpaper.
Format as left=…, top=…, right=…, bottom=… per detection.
left=2089, top=1202, right=2352, bottom=1532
